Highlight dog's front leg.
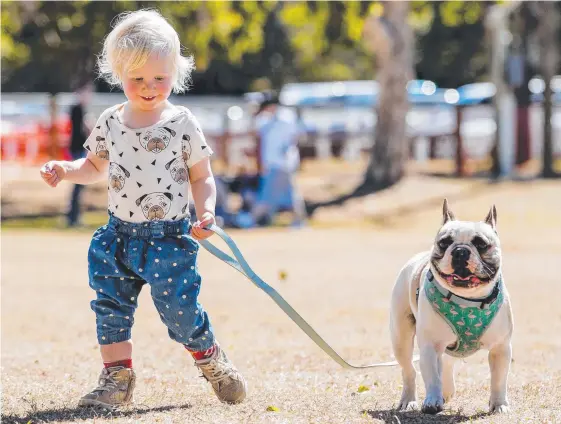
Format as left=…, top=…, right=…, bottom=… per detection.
left=419, top=343, right=444, bottom=414
left=488, top=341, right=511, bottom=413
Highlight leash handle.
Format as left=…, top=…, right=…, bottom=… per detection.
left=199, top=224, right=419, bottom=370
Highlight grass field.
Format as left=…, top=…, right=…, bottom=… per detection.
left=2, top=169, right=561, bottom=423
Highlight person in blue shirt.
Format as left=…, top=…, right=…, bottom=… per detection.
left=236, top=91, right=307, bottom=228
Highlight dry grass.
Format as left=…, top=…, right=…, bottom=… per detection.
left=2, top=174, right=561, bottom=423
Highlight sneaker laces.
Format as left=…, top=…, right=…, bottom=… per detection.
left=94, top=367, right=122, bottom=393
left=198, top=358, right=237, bottom=385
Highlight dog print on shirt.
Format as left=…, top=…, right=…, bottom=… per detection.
left=165, top=157, right=188, bottom=184
left=95, top=136, right=109, bottom=160
left=135, top=192, right=174, bottom=221
left=182, top=134, right=191, bottom=163
left=84, top=105, right=214, bottom=223
left=108, top=163, right=130, bottom=193
left=138, top=127, right=176, bottom=154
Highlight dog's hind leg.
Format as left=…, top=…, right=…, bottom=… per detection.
left=390, top=308, right=418, bottom=411
left=442, top=354, right=456, bottom=402
left=390, top=255, right=429, bottom=411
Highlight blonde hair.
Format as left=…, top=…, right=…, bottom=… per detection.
left=97, top=9, right=195, bottom=93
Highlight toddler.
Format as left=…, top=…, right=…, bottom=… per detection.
left=40, top=9, right=247, bottom=408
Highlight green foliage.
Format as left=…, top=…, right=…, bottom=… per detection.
left=415, top=1, right=491, bottom=87
left=0, top=1, right=501, bottom=93
left=1, top=3, right=31, bottom=75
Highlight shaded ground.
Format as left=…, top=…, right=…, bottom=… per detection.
left=2, top=171, right=561, bottom=423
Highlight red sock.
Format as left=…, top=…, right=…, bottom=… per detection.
left=104, top=358, right=133, bottom=369
left=185, top=344, right=217, bottom=361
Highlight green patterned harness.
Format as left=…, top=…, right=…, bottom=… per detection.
left=422, top=270, right=504, bottom=358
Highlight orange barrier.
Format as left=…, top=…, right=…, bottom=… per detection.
left=1, top=118, right=71, bottom=164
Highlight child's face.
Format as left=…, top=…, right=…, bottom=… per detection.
left=122, top=52, right=175, bottom=112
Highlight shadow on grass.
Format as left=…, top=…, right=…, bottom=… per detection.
left=363, top=408, right=490, bottom=424
left=1, top=403, right=192, bottom=424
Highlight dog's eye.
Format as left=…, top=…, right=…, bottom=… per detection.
left=438, top=237, right=453, bottom=250
left=472, top=236, right=489, bottom=251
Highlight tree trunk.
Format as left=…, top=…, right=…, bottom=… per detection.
left=513, top=4, right=534, bottom=166
left=305, top=2, right=414, bottom=216
left=485, top=2, right=519, bottom=179
left=536, top=2, right=560, bottom=178
left=362, top=2, right=414, bottom=191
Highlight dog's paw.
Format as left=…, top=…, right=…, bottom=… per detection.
left=397, top=400, right=418, bottom=411
left=421, top=395, right=444, bottom=415
left=490, top=403, right=510, bottom=414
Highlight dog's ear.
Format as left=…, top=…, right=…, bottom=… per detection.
left=484, top=204, right=498, bottom=230
left=164, top=192, right=173, bottom=201
left=165, top=157, right=176, bottom=170
left=163, top=127, right=176, bottom=137
left=119, top=164, right=130, bottom=178
left=136, top=194, right=148, bottom=207
left=442, top=198, right=456, bottom=224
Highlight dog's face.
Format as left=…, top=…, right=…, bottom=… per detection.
left=430, top=199, right=501, bottom=298
left=139, top=127, right=175, bottom=154
left=165, top=157, right=188, bottom=184
left=95, top=136, right=109, bottom=160
left=135, top=192, right=173, bottom=221
left=108, top=163, right=130, bottom=193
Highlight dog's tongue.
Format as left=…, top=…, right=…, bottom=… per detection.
left=446, top=275, right=483, bottom=285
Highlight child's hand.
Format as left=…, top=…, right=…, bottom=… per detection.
left=40, top=161, right=66, bottom=188
left=191, top=212, right=216, bottom=241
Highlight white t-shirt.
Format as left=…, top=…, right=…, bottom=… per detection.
left=83, top=104, right=213, bottom=223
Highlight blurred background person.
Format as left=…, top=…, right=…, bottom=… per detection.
left=236, top=91, right=307, bottom=228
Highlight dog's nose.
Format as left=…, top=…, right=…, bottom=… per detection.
left=452, top=246, right=471, bottom=262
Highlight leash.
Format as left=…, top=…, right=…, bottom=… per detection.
left=199, top=224, right=419, bottom=370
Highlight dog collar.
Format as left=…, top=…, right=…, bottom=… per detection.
left=422, top=270, right=505, bottom=358
left=426, top=270, right=502, bottom=310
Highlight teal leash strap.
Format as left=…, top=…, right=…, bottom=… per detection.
left=199, top=224, right=419, bottom=370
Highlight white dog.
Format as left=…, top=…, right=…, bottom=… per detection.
left=390, top=199, right=513, bottom=414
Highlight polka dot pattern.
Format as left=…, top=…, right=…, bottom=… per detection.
left=89, top=218, right=211, bottom=349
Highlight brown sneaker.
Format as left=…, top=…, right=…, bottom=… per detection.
left=78, top=366, right=136, bottom=409
left=195, top=346, right=247, bottom=404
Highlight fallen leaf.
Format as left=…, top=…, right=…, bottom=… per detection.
left=266, top=405, right=280, bottom=412
left=357, top=385, right=370, bottom=393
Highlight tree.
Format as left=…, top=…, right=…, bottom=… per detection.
left=534, top=2, right=560, bottom=178
left=361, top=2, right=414, bottom=189
left=415, top=1, right=491, bottom=87
left=2, top=1, right=496, bottom=95
left=306, top=1, right=415, bottom=215
left=0, top=1, right=289, bottom=94
left=508, top=3, right=538, bottom=166
left=304, top=1, right=496, bottom=216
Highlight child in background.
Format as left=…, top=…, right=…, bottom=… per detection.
left=40, top=9, right=247, bottom=408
